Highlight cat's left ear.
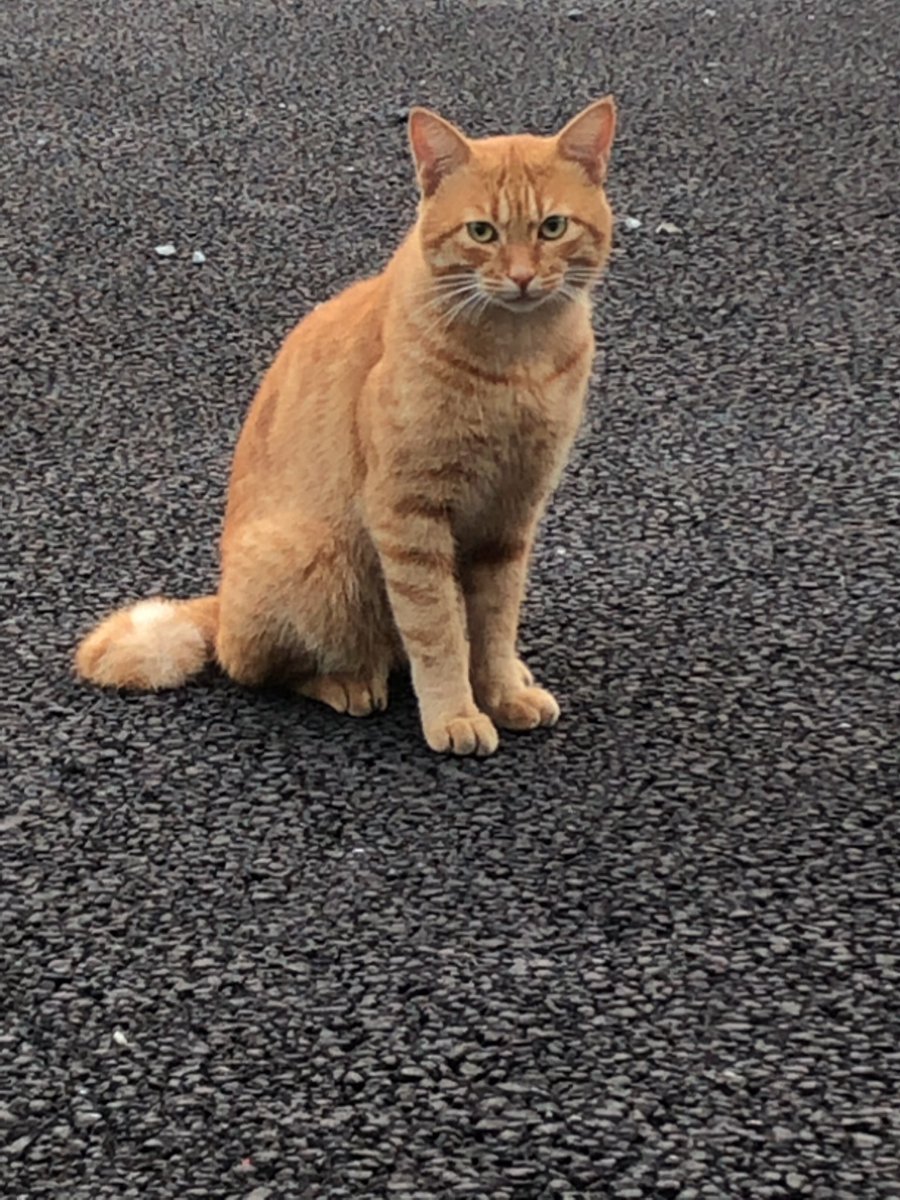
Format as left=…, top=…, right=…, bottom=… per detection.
left=557, top=96, right=617, bottom=184
left=408, top=108, right=471, bottom=197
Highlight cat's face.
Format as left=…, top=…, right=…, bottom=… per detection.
left=409, top=99, right=616, bottom=319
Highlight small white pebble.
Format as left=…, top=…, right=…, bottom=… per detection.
left=191, top=250, right=206, bottom=264
left=112, top=1029, right=131, bottom=1047
left=656, top=220, right=684, bottom=235
left=154, top=244, right=176, bottom=257
left=621, top=215, right=642, bottom=231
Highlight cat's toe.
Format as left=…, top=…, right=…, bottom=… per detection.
left=298, top=674, right=388, bottom=717
left=369, top=677, right=389, bottom=713
left=424, top=712, right=499, bottom=757
left=345, top=681, right=378, bottom=717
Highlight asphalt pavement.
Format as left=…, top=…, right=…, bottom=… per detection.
left=2, top=0, right=899, bottom=1196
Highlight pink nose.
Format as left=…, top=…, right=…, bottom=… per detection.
left=508, top=268, right=535, bottom=295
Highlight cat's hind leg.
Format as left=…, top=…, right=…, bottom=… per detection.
left=216, top=516, right=393, bottom=712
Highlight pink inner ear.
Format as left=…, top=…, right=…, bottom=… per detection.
left=409, top=110, right=470, bottom=197
left=558, top=99, right=616, bottom=184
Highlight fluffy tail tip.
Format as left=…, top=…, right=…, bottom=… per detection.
left=74, top=598, right=213, bottom=690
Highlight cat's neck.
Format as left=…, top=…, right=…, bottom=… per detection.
left=449, top=295, right=591, bottom=362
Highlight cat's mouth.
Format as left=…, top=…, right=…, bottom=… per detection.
left=492, top=291, right=553, bottom=314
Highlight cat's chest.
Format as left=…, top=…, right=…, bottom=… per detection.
left=375, top=326, right=594, bottom=519
left=411, top=378, right=586, bottom=519
left=416, top=334, right=589, bottom=443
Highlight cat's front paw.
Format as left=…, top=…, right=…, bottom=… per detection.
left=488, top=686, right=560, bottom=732
left=423, top=711, right=499, bottom=757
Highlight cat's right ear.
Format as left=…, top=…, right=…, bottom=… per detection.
left=408, top=108, right=471, bottom=198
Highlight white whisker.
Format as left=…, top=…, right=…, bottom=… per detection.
left=421, top=274, right=474, bottom=296
left=442, top=290, right=482, bottom=326
left=416, top=286, right=487, bottom=339
left=421, top=282, right=481, bottom=311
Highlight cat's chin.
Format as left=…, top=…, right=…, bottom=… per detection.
left=491, top=293, right=555, bottom=316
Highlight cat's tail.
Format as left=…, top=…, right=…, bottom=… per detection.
left=74, top=596, right=219, bottom=690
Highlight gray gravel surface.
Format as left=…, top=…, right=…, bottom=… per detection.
left=3, top=0, right=899, bottom=1196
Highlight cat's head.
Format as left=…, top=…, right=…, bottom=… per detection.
left=408, top=99, right=616, bottom=318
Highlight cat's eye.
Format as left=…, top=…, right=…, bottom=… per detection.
left=539, top=215, right=568, bottom=240
left=466, top=221, right=498, bottom=244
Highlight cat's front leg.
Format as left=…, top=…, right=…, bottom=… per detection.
left=368, top=503, right=498, bottom=757
left=462, top=532, right=560, bottom=733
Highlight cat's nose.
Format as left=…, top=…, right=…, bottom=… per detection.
left=508, top=267, right=535, bottom=295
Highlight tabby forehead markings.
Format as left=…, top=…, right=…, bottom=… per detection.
left=491, top=161, right=542, bottom=229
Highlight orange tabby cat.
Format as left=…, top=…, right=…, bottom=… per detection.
left=75, top=98, right=617, bottom=756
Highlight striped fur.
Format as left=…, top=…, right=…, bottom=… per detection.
left=74, top=98, right=617, bottom=757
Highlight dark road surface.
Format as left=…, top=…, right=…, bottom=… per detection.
left=3, top=1, right=899, bottom=1196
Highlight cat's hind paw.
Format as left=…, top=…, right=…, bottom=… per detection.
left=298, top=673, right=388, bottom=717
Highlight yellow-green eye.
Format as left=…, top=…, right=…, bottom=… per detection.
left=466, top=221, right=498, bottom=244
left=539, top=215, right=568, bottom=240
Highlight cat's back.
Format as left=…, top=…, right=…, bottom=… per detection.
left=225, top=272, right=388, bottom=526
left=280, top=272, right=386, bottom=394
